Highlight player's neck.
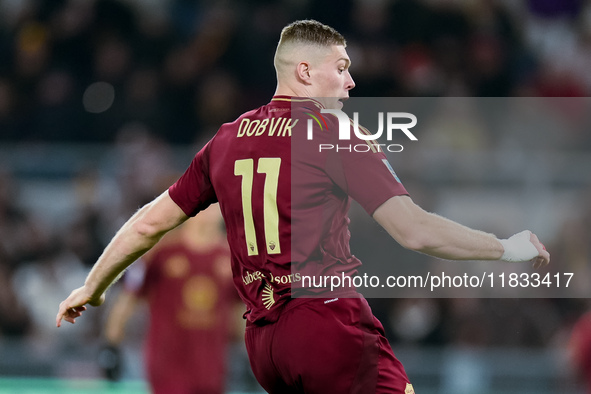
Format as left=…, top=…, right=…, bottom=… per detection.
left=274, top=84, right=310, bottom=98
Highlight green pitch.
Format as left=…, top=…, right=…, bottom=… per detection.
left=0, top=378, right=148, bottom=394
left=0, top=378, right=261, bottom=394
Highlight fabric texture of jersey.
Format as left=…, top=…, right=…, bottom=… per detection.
left=169, top=96, right=408, bottom=324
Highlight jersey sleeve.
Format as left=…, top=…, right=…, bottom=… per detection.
left=168, top=141, right=218, bottom=217
left=325, top=119, right=409, bottom=215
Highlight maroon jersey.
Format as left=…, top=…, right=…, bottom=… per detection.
left=125, top=242, right=233, bottom=394
left=169, top=96, right=408, bottom=324
left=571, top=311, right=591, bottom=393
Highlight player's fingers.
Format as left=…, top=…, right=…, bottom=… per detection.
left=528, top=232, right=549, bottom=265
left=56, top=309, right=68, bottom=327
left=56, top=301, right=84, bottom=327
left=541, top=249, right=550, bottom=266
left=64, top=308, right=80, bottom=324
left=56, top=300, right=68, bottom=327
left=532, top=250, right=550, bottom=269
left=68, top=306, right=84, bottom=317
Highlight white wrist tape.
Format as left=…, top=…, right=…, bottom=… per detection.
left=499, top=230, right=539, bottom=262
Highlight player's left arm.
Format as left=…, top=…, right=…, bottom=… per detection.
left=56, top=190, right=189, bottom=327
left=373, top=195, right=550, bottom=267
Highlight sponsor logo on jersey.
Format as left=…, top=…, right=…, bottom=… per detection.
left=262, top=283, right=275, bottom=309
left=242, top=270, right=301, bottom=286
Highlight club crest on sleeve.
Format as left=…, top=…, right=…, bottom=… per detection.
left=382, top=159, right=401, bottom=183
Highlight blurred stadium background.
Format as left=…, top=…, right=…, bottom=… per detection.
left=1, top=0, right=591, bottom=393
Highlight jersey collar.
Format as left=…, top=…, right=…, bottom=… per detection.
left=271, top=96, right=325, bottom=110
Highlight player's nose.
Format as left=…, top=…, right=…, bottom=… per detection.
left=345, top=71, right=355, bottom=90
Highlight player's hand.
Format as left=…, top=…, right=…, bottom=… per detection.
left=499, top=230, right=550, bottom=268
left=56, top=286, right=105, bottom=327
left=529, top=231, right=550, bottom=269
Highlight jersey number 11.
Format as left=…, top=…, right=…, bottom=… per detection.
left=234, top=158, right=281, bottom=256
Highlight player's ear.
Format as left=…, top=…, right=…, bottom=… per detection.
left=296, top=61, right=312, bottom=84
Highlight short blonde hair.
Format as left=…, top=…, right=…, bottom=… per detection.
left=277, top=20, right=346, bottom=48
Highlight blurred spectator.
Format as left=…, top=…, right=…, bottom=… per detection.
left=0, top=168, right=49, bottom=269
left=2, top=0, right=591, bottom=144
left=12, top=242, right=90, bottom=342
left=0, top=263, right=31, bottom=338
left=105, top=123, right=177, bottom=228
left=0, top=79, right=20, bottom=140
left=102, top=205, right=241, bottom=394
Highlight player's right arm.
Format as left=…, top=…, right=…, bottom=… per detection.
left=373, top=195, right=550, bottom=267
left=56, top=190, right=188, bottom=327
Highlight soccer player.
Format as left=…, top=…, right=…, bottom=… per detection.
left=569, top=309, right=591, bottom=393
left=100, top=205, right=236, bottom=394
left=57, top=20, right=550, bottom=394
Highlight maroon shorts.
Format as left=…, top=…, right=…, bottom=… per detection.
left=245, top=296, right=414, bottom=393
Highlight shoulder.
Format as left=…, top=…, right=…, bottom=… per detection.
left=220, top=106, right=266, bottom=130
left=209, top=106, right=267, bottom=143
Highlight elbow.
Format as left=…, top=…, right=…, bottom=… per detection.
left=131, top=219, right=163, bottom=240
left=399, top=231, right=429, bottom=252
left=396, top=224, right=433, bottom=252
left=130, top=207, right=163, bottom=240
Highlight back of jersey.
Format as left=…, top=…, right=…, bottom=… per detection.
left=206, top=96, right=300, bottom=322
left=169, top=95, right=407, bottom=323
